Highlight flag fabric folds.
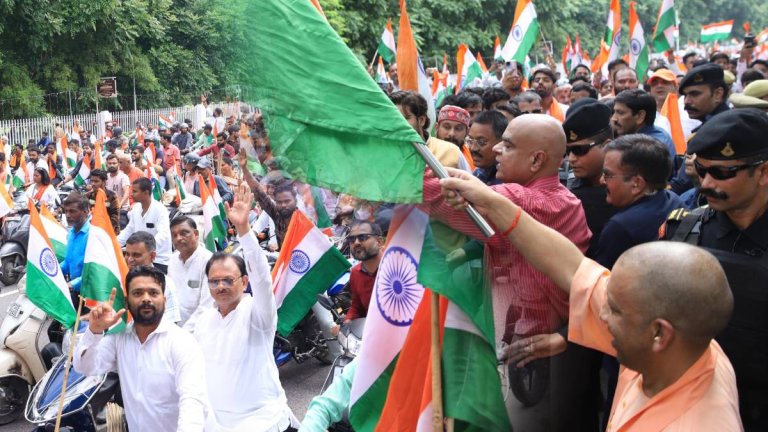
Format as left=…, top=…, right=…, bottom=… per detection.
left=661, top=93, right=687, bottom=155
left=456, top=44, right=484, bottom=92
left=653, top=0, right=677, bottom=52
left=701, top=20, right=734, bottom=43
left=235, top=0, right=424, bottom=204
left=198, top=175, right=228, bottom=252
left=26, top=200, right=77, bottom=329
left=378, top=19, right=397, bottom=63
left=629, top=2, right=650, bottom=81
left=40, top=203, right=68, bottom=261
left=271, top=211, right=350, bottom=336
left=501, top=0, right=540, bottom=63
left=74, top=154, right=91, bottom=187
left=397, top=0, right=436, bottom=127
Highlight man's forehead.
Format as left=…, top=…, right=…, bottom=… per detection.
left=438, top=119, right=466, bottom=128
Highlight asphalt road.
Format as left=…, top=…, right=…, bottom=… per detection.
left=0, top=282, right=332, bottom=431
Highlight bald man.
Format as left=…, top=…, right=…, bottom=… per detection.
left=438, top=169, right=742, bottom=431
left=420, top=114, right=594, bottom=431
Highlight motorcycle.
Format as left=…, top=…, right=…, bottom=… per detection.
left=0, top=275, right=62, bottom=424
left=0, top=191, right=31, bottom=286
left=317, top=294, right=365, bottom=432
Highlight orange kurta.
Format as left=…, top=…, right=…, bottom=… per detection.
left=568, top=258, right=743, bottom=432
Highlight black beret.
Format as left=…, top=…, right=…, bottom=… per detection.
left=563, top=98, right=612, bottom=143
left=687, top=109, right=768, bottom=160
left=678, top=63, right=725, bottom=93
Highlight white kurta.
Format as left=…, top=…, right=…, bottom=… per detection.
left=74, top=320, right=208, bottom=432
left=117, top=200, right=172, bottom=265
left=194, top=232, right=297, bottom=432
left=168, top=246, right=215, bottom=328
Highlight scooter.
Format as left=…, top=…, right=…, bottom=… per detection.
left=0, top=192, right=31, bottom=286
left=0, top=275, right=60, bottom=424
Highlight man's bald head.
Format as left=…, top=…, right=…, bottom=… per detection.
left=613, top=242, right=733, bottom=348
left=502, top=114, right=566, bottom=178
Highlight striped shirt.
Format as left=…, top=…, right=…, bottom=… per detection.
left=421, top=174, right=592, bottom=340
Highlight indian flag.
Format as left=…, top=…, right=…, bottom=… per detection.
left=477, top=52, right=489, bottom=73
left=500, top=0, right=539, bottom=63
left=493, top=35, right=503, bottom=61
left=174, top=173, right=188, bottom=207
left=59, top=136, right=69, bottom=171
left=65, top=149, right=77, bottom=169
left=0, top=176, right=12, bottom=219
left=143, top=141, right=157, bottom=165
left=701, top=20, right=733, bottom=43
left=350, top=206, right=510, bottom=431
left=26, top=200, right=77, bottom=329
left=653, top=0, right=677, bottom=52
left=94, top=141, right=106, bottom=170
left=629, top=2, right=650, bottom=81
left=199, top=175, right=227, bottom=252
left=74, top=154, right=91, bottom=187
left=208, top=173, right=227, bottom=222
left=562, top=35, right=574, bottom=72
left=40, top=203, right=67, bottom=262
left=81, top=190, right=129, bottom=331
left=431, top=69, right=448, bottom=109
left=593, top=0, right=621, bottom=73
left=12, top=153, right=27, bottom=191
left=374, top=55, right=389, bottom=83
left=146, top=164, right=163, bottom=201
left=271, top=211, right=350, bottom=336
left=455, top=44, right=484, bottom=92
left=377, top=19, right=397, bottom=64
left=661, top=93, right=687, bottom=155
left=397, top=0, right=436, bottom=127
left=159, top=114, right=173, bottom=130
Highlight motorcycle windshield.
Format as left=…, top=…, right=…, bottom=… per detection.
left=29, top=356, right=105, bottom=422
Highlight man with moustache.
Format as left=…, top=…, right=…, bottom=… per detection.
left=344, top=220, right=384, bottom=322
left=435, top=105, right=473, bottom=169
left=124, top=232, right=182, bottom=324
left=468, top=110, right=508, bottom=186
left=105, top=154, right=131, bottom=229
left=530, top=66, right=567, bottom=122
left=661, top=109, right=768, bottom=431
left=74, top=267, right=208, bottom=432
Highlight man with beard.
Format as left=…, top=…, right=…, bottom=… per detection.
left=240, top=161, right=298, bottom=249
left=530, top=66, right=567, bottom=122
left=124, top=231, right=181, bottom=324
left=344, top=220, right=384, bottom=322
left=436, top=105, right=473, bottom=170
left=501, top=61, right=525, bottom=99
left=74, top=266, right=208, bottom=432
left=612, top=68, right=640, bottom=95
left=105, top=154, right=131, bottom=224
left=661, top=109, right=768, bottom=430
left=611, top=89, right=676, bottom=160
left=570, top=64, right=591, bottom=83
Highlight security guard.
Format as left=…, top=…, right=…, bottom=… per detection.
left=661, top=108, right=768, bottom=431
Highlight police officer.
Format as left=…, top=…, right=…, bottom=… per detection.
left=661, top=108, right=768, bottom=431
left=563, top=98, right=618, bottom=257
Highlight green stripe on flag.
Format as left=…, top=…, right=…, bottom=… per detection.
left=378, top=42, right=396, bottom=64
left=81, top=262, right=127, bottom=333
left=513, top=20, right=540, bottom=63
left=311, top=187, right=332, bottom=229
left=276, top=247, right=350, bottom=336
left=51, top=239, right=67, bottom=262
left=349, top=356, right=399, bottom=432
left=653, top=8, right=676, bottom=51
left=26, top=265, right=77, bottom=329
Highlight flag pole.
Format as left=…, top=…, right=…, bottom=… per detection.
left=368, top=50, right=380, bottom=69
left=54, top=296, right=85, bottom=432
left=430, top=291, right=444, bottom=432
left=410, top=142, right=495, bottom=237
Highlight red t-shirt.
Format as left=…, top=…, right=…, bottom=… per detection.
left=345, top=262, right=377, bottom=321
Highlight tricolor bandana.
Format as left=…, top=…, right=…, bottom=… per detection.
left=437, top=105, right=470, bottom=127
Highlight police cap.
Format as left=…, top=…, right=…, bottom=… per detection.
left=678, top=63, right=725, bottom=94
left=687, top=108, right=768, bottom=160
left=563, top=98, right=612, bottom=143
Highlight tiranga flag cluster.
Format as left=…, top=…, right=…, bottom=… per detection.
left=377, top=19, right=397, bottom=64
left=652, top=0, right=677, bottom=52
left=199, top=175, right=228, bottom=252
left=593, top=0, right=622, bottom=73
left=40, top=203, right=68, bottom=262
left=26, top=200, right=77, bottom=329
left=455, top=44, right=484, bottom=92
left=81, top=190, right=129, bottom=332
left=74, top=154, right=91, bottom=187
left=349, top=206, right=509, bottom=431
left=397, top=0, right=436, bottom=127
left=234, top=0, right=425, bottom=204
left=701, top=20, right=734, bottom=43
left=629, top=2, right=650, bottom=81
left=501, top=0, right=539, bottom=63
left=271, top=210, right=350, bottom=336
left=12, top=152, right=27, bottom=191
left=562, top=35, right=574, bottom=72
left=0, top=177, right=13, bottom=219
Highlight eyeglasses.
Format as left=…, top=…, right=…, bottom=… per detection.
left=348, top=233, right=375, bottom=244
left=208, top=275, right=244, bottom=289
left=464, top=136, right=489, bottom=148
left=566, top=142, right=601, bottom=157
left=693, top=159, right=765, bottom=180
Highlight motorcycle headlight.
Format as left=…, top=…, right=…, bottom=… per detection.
left=347, top=335, right=362, bottom=357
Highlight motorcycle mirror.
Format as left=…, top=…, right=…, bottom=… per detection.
left=316, top=294, right=335, bottom=311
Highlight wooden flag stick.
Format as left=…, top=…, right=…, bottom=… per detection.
left=54, top=296, right=85, bottom=432
left=431, top=291, right=444, bottom=432
left=368, top=49, right=380, bottom=69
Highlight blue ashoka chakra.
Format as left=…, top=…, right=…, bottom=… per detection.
left=289, top=250, right=311, bottom=274
left=39, top=248, right=58, bottom=278
left=376, top=246, right=422, bottom=327
left=630, top=38, right=641, bottom=55
left=512, top=25, right=523, bottom=41
left=613, top=33, right=621, bottom=46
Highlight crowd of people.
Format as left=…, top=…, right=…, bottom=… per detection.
left=0, top=35, right=766, bottom=432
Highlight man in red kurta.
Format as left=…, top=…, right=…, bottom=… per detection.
left=344, top=221, right=383, bottom=322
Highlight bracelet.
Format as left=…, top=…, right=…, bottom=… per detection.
left=501, top=206, right=523, bottom=237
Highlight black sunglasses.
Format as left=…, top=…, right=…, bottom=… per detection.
left=693, top=159, right=765, bottom=180
left=348, top=233, right=375, bottom=243
left=566, top=142, right=601, bottom=157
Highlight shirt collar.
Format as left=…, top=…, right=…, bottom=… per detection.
left=522, top=174, right=563, bottom=190
left=714, top=209, right=768, bottom=248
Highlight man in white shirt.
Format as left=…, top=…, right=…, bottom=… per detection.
left=105, top=153, right=131, bottom=228
left=124, top=231, right=182, bottom=324
left=169, top=216, right=214, bottom=329
left=117, top=177, right=172, bottom=272
left=73, top=266, right=208, bottom=432
left=26, top=147, right=48, bottom=183
left=194, top=184, right=298, bottom=432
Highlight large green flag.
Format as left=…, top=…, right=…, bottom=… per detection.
left=234, top=0, right=425, bottom=203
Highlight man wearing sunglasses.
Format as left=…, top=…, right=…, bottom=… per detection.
left=661, top=109, right=768, bottom=431
left=344, top=221, right=384, bottom=322
left=563, top=98, right=618, bottom=258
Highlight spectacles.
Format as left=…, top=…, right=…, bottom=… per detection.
left=521, top=109, right=543, bottom=114
left=693, top=159, right=765, bottom=180
left=208, top=275, right=244, bottom=289
left=464, top=136, right=489, bottom=148
left=566, top=142, right=601, bottom=157
left=348, top=233, right=375, bottom=244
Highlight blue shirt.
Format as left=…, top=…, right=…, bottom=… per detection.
left=638, top=124, right=676, bottom=161
left=594, top=190, right=682, bottom=269
left=61, top=220, right=91, bottom=291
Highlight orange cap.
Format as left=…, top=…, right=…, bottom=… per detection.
left=648, top=69, right=678, bottom=85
